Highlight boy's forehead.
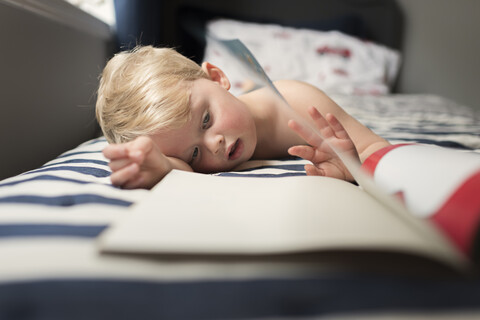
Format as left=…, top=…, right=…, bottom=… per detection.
left=185, top=84, right=201, bottom=115
left=188, top=78, right=224, bottom=113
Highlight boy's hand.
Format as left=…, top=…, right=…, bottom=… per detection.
left=103, top=136, right=191, bottom=189
left=287, top=106, right=359, bottom=182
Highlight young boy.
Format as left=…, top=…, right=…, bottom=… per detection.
left=96, top=45, right=390, bottom=189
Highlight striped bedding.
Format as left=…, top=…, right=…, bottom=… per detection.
left=0, top=94, right=479, bottom=319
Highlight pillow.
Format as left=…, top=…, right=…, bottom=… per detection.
left=177, top=6, right=370, bottom=63
left=204, top=19, right=401, bottom=96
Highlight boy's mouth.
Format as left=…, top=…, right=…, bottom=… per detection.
left=228, top=139, right=243, bottom=161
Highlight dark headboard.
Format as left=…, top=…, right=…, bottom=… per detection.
left=163, top=0, right=404, bottom=63
left=115, top=0, right=403, bottom=63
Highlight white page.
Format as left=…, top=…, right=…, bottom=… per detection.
left=99, top=170, right=464, bottom=270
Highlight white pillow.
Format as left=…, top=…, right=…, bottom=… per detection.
left=204, top=19, right=401, bottom=96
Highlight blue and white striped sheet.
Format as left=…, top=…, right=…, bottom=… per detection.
left=0, top=138, right=139, bottom=207
left=0, top=94, right=480, bottom=320
left=333, top=94, right=480, bottom=151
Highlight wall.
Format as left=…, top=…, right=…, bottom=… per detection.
left=0, top=0, right=113, bottom=180
left=396, top=0, right=480, bottom=110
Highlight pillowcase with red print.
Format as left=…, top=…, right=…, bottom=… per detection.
left=204, top=19, right=401, bottom=96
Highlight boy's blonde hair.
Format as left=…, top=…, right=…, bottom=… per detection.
left=96, top=46, right=208, bottom=143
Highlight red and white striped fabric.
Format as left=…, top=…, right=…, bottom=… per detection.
left=362, top=144, right=480, bottom=257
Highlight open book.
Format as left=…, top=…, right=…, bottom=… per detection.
left=99, top=167, right=477, bottom=272
left=98, top=39, right=480, bottom=274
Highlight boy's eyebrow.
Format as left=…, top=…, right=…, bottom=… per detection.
left=178, top=101, right=203, bottom=164
left=190, top=95, right=207, bottom=131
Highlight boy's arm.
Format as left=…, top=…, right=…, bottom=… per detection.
left=275, top=80, right=390, bottom=162
left=103, top=136, right=192, bottom=189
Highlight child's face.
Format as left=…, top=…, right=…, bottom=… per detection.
left=151, top=78, right=257, bottom=173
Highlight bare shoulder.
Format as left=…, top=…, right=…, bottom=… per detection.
left=272, top=80, right=334, bottom=118
left=242, top=79, right=335, bottom=123
left=274, top=79, right=315, bottom=89
left=274, top=80, right=327, bottom=97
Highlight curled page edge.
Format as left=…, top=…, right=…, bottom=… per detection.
left=205, top=36, right=466, bottom=263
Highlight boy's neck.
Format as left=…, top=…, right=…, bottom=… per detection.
left=239, top=89, right=285, bottom=159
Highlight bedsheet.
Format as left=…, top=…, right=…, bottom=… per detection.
left=0, top=94, right=480, bottom=319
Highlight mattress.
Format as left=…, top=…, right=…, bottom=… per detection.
left=1, top=93, right=480, bottom=319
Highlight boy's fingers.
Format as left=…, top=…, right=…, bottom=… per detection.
left=126, top=136, right=155, bottom=163
left=103, top=136, right=153, bottom=161
left=288, top=145, right=315, bottom=162
left=127, top=150, right=145, bottom=163
left=326, top=113, right=349, bottom=139
left=308, top=106, right=327, bottom=125
left=308, top=107, right=335, bottom=139
left=131, top=136, right=154, bottom=153
left=304, top=164, right=325, bottom=176
left=122, top=175, right=145, bottom=190
left=109, top=158, right=133, bottom=171
left=110, top=163, right=139, bottom=187
left=103, top=144, right=128, bottom=160
left=288, top=120, right=323, bottom=147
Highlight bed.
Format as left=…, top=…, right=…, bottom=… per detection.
left=1, top=0, right=480, bottom=319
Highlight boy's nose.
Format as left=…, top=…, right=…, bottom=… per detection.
left=206, top=134, right=225, bottom=155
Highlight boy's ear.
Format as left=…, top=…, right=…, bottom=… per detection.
left=201, top=62, right=231, bottom=90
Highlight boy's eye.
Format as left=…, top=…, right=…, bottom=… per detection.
left=202, top=112, right=210, bottom=129
left=191, top=147, right=199, bottom=163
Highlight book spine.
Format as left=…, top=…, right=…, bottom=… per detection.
left=361, top=144, right=480, bottom=260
